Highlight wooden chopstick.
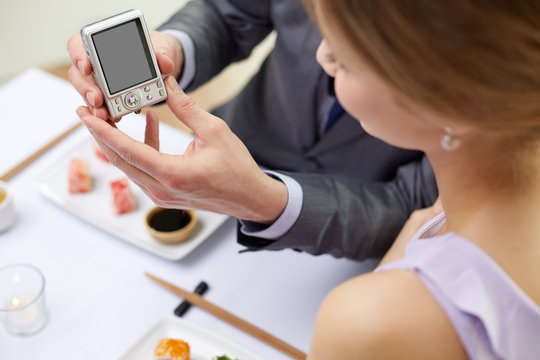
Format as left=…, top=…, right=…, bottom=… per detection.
left=0, top=122, right=82, bottom=182
left=145, top=272, right=307, bottom=360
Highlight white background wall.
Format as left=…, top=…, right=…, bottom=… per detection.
left=0, top=0, right=275, bottom=95
left=0, top=1, right=188, bottom=82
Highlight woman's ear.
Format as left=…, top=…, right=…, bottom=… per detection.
left=316, top=39, right=338, bottom=77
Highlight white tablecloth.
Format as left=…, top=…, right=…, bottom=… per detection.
left=0, top=69, right=376, bottom=360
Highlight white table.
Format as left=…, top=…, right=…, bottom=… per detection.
left=0, top=71, right=377, bottom=359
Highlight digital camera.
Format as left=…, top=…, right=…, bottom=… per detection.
left=80, top=9, right=167, bottom=119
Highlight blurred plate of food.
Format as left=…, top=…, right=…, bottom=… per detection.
left=119, top=316, right=263, bottom=360
left=36, top=118, right=229, bottom=260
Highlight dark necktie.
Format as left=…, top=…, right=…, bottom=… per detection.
left=325, top=76, right=345, bottom=131
left=325, top=99, right=344, bottom=131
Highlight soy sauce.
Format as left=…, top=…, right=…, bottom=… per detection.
left=149, top=209, right=191, bottom=232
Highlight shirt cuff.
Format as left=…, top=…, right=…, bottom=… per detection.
left=160, top=29, right=196, bottom=89
left=239, top=170, right=303, bottom=239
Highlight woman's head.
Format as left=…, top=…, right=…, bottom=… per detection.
left=308, top=1, right=540, bottom=146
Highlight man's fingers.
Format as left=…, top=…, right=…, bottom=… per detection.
left=151, top=32, right=184, bottom=78
left=145, top=111, right=160, bottom=151
left=77, top=106, right=170, bottom=180
left=155, top=52, right=174, bottom=75
left=67, top=64, right=104, bottom=109
left=165, top=75, right=220, bottom=135
left=67, top=33, right=91, bottom=76
left=150, top=31, right=175, bottom=75
left=67, top=34, right=118, bottom=121
left=93, top=135, right=166, bottom=204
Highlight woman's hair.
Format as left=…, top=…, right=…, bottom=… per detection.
left=307, top=0, right=540, bottom=139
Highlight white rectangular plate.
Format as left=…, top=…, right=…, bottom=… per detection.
left=119, top=317, right=263, bottom=360
left=36, top=127, right=229, bottom=260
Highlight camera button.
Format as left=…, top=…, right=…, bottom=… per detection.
left=115, top=98, right=120, bottom=104
left=157, top=80, right=163, bottom=88
left=124, top=92, right=140, bottom=109
left=117, top=106, right=122, bottom=112
left=146, top=94, right=153, bottom=101
left=144, top=86, right=150, bottom=93
left=159, top=89, right=165, bottom=97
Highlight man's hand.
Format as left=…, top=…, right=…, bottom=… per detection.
left=76, top=76, right=289, bottom=224
left=67, top=31, right=184, bottom=121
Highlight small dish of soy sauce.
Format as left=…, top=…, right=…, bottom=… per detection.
left=145, top=207, right=197, bottom=244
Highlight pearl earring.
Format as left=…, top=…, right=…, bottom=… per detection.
left=441, top=126, right=461, bottom=151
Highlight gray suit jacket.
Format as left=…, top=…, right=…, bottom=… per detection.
left=159, top=0, right=438, bottom=260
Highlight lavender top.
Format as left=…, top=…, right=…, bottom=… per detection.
left=376, top=212, right=540, bottom=360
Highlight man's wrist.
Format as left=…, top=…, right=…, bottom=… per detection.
left=239, top=171, right=303, bottom=239
left=247, top=172, right=289, bottom=224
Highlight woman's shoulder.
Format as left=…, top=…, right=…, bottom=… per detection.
left=308, top=270, right=467, bottom=359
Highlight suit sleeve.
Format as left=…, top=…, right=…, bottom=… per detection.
left=157, top=0, right=272, bottom=90
left=237, top=156, right=438, bottom=261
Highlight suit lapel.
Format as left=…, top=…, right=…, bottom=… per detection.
left=306, top=113, right=366, bottom=156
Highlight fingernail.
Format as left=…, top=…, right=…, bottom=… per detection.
left=86, top=92, right=95, bottom=107
left=92, top=107, right=97, bottom=117
left=166, top=76, right=180, bottom=93
left=77, top=61, right=84, bottom=74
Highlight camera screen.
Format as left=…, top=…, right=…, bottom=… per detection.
left=92, top=19, right=156, bottom=95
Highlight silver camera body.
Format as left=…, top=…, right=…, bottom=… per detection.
left=80, top=9, right=167, bottom=119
